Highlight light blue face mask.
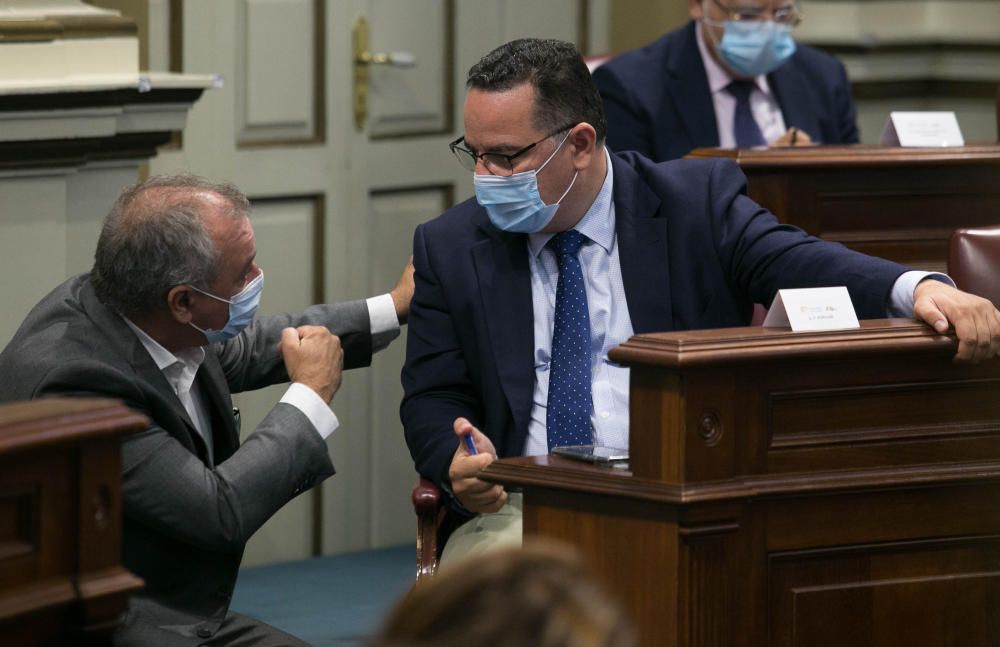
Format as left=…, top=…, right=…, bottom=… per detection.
left=714, top=20, right=796, bottom=78
left=473, top=131, right=579, bottom=234
left=189, top=270, right=264, bottom=344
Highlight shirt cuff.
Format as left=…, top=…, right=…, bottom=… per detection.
left=280, top=382, right=340, bottom=440
left=366, top=293, right=401, bottom=353
left=887, top=271, right=955, bottom=317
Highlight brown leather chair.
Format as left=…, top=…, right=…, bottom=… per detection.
left=412, top=478, right=444, bottom=581
left=948, top=226, right=1000, bottom=308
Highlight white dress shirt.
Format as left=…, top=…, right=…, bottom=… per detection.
left=695, top=24, right=787, bottom=147
left=125, top=294, right=400, bottom=456
left=524, top=149, right=631, bottom=456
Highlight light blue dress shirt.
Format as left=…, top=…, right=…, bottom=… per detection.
left=522, top=149, right=950, bottom=456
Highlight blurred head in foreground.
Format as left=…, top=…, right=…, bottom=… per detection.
left=371, top=540, right=635, bottom=647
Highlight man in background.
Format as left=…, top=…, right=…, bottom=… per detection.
left=593, top=0, right=858, bottom=160
left=0, top=175, right=413, bottom=646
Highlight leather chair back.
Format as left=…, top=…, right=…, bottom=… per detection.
left=948, top=226, right=1000, bottom=308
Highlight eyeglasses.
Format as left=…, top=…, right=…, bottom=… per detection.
left=709, top=0, right=802, bottom=26
left=449, top=123, right=577, bottom=176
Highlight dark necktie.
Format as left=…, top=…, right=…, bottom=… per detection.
left=727, top=80, right=767, bottom=148
left=546, top=230, right=593, bottom=450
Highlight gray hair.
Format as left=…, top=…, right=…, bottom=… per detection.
left=91, top=175, right=250, bottom=317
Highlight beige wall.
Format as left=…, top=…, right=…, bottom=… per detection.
left=610, top=0, right=690, bottom=52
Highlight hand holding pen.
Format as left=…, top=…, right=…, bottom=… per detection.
left=773, top=126, right=813, bottom=147
left=448, top=417, right=507, bottom=513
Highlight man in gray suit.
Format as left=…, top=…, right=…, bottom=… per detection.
left=0, top=176, right=413, bottom=646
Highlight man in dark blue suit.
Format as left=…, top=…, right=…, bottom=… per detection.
left=401, top=38, right=1000, bottom=563
left=593, top=0, right=859, bottom=161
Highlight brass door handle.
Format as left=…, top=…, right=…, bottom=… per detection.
left=353, top=16, right=417, bottom=130
left=356, top=50, right=416, bottom=66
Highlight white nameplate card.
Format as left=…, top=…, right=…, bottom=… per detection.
left=880, top=111, right=964, bottom=147
left=762, top=287, right=860, bottom=332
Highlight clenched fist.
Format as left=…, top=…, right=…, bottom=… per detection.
left=279, top=326, right=343, bottom=402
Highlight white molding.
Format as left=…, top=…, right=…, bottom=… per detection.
left=0, top=0, right=118, bottom=19
left=844, top=51, right=1000, bottom=82
left=0, top=72, right=216, bottom=95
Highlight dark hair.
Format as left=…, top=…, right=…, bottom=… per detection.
left=371, top=541, right=634, bottom=647
left=91, top=175, right=250, bottom=317
left=466, top=38, right=607, bottom=143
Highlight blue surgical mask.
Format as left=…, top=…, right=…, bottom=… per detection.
left=474, top=131, right=579, bottom=234
left=189, top=270, right=264, bottom=344
left=714, top=20, right=796, bottom=78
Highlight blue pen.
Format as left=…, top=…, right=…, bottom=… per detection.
left=463, top=433, right=478, bottom=455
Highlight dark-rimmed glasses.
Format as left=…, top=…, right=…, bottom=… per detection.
left=709, top=0, right=802, bottom=26
left=449, top=122, right=578, bottom=176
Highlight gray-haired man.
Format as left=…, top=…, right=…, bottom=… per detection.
left=0, top=175, right=413, bottom=646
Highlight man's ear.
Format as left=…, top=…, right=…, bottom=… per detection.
left=689, top=0, right=704, bottom=20
left=165, top=285, right=195, bottom=324
left=569, top=123, right=598, bottom=170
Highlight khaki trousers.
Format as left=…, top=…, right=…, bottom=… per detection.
left=439, top=492, right=524, bottom=569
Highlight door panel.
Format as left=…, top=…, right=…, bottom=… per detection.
left=232, top=195, right=322, bottom=566
left=368, top=1, right=452, bottom=138
left=365, top=186, right=451, bottom=544
left=236, top=0, right=322, bottom=144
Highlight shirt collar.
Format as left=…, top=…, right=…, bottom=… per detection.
left=695, top=20, right=774, bottom=98
left=528, top=146, right=616, bottom=258
left=122, top=316, right=206, bottom=375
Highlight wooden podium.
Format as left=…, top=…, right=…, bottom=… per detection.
left=687, top=145, right=1000, bottom=273
left=0, top=399, right=147, bottom=646
left=482, top=320, right=1000, bottom=647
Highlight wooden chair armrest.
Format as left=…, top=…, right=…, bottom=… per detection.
left=413, top=477, right=444, bottom=581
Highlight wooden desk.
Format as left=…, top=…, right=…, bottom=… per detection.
left=687, top=145, right=1000, bottom=273
left=483, top=320, right=1000, bottom=647
left=0, top=399, right=147, bottom=647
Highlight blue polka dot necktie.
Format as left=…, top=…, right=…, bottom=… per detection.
left=546, top=230, right=593, bottom=450
left=727, top=80, right=767, bottom=148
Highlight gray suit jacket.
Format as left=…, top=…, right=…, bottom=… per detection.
left=0, top=273, right=375, bottom=643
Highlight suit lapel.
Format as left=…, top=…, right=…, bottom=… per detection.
left=80, top=279, right=214, bottom=463
left=610, top=155, right=673, bottom=334
left=664, top=21, right=719, bottom=153
left=769, top=62, right=821, bottom=142
left=471, top=219, right=535, bottom=444
left=196, top=356, right=238, bottom=464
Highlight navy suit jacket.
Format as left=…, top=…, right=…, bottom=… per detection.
left=593, top=21, right=859, bottom=161
left=401, top=152, right=905, bottom=494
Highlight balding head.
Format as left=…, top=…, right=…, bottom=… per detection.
left=91, top=175, right=250, bottom=317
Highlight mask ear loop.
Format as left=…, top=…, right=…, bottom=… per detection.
left=542, top=129, right=579, bottom=206
left=699, top=2, right=729, bottom=57
left=553, top=170, right=579, bottom=206
left=536, top=129, right=574, bottom=175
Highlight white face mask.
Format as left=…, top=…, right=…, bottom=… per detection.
left=702, top=2, right=797, bottom=78
left=473, top=131, right=578, bottom=234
